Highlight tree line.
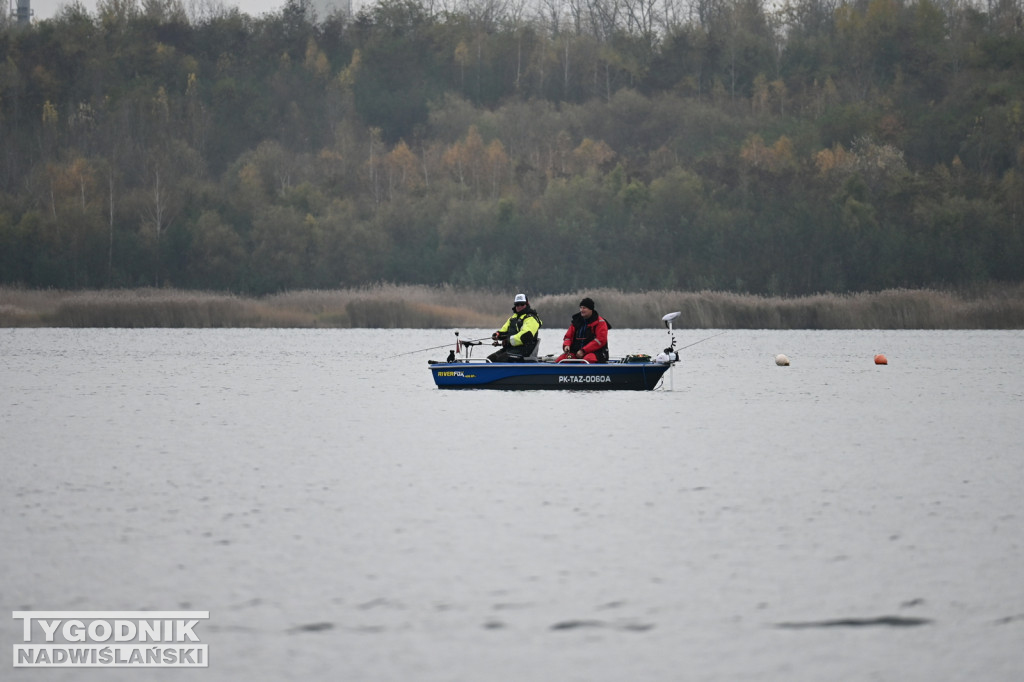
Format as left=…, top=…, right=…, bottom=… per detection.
left=0, top=0, right=1022, bottom=295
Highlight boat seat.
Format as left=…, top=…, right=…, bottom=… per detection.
left=505, top=338, right=542, bottom=362
left=524, top=337, right=541, bottom=361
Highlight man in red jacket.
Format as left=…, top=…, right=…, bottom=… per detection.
left=556, top=297, right=610, bottom=363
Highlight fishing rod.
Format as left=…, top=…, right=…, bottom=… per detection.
left=659, top=315, right=727, bottom=355
left=658, top=314, right=726, bottom=391
left=388, top=331, right=492, bottom=359
left=676, top=329, right=728, bottom=351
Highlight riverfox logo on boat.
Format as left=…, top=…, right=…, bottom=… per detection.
left=12, top=611, right=209, bottom=668
left=558, top=375, right=612, bottom=383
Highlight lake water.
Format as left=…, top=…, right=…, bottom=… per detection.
left=2, top=328, right=1022, bottom=681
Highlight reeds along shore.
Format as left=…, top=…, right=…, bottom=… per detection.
left=2, top=285, right=1024, bottom=329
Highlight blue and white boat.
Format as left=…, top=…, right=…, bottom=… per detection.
left=427, top=312, right=686, bottom=391
left=428, top=358, right=671, bottom=390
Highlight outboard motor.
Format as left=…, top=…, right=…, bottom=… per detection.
left=655, top=348, right=679, bottom=364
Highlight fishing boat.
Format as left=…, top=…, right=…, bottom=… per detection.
left=427, top=313, right=685, bottom=391
left=429, top=357, right=672, bottom=390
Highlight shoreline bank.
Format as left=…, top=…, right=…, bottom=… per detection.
left=2, top=285, right=1023, bottom=329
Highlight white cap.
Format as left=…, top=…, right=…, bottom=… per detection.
left=514, top=293, right=527, bottom=304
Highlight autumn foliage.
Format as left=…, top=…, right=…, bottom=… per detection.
left=0, top=0, right=1022, bottom=297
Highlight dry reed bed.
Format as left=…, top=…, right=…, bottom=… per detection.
left=1, top=285, right=1023, bottom=329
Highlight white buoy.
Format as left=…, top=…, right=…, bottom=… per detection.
left=775, top=354, right=790, bottom=366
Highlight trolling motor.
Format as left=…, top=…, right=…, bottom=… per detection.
left=656, top=312, right=681, bottom=364
left=655, top=312, right=682, bottom=391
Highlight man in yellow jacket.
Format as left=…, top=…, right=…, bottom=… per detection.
left=488, top=293, right=542, bottom=362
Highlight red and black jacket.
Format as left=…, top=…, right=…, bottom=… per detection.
left=563, top=311, right=610, bottom=362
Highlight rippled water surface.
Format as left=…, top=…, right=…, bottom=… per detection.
left=2, top=328, right=1023, bottom=681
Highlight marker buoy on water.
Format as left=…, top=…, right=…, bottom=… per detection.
left=775, top=354, right=790, bottom=366
left=874, top=354, right=888, bottom=365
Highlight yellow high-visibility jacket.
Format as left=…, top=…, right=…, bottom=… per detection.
left=498, top=307, right=542, bottom=349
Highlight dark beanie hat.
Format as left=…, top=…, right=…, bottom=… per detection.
left=579, top=297, right=595, bottom=310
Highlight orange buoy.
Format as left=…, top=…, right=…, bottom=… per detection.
left=874, top=354, right=888, bottom=365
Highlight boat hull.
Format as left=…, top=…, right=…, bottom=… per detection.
left=429, top=361, right=670, bottom=390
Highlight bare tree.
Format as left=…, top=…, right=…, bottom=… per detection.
left=459, top=0, right=512, bottom=30
left=590, top=0, right=626, bottom=39
left=184, top=0, right=229, bottom=23
left=140, top=161, right=177, bottom=286
left=622, top=0, right=659, bottom=39
left=536, top=0, right=568, bottom=35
